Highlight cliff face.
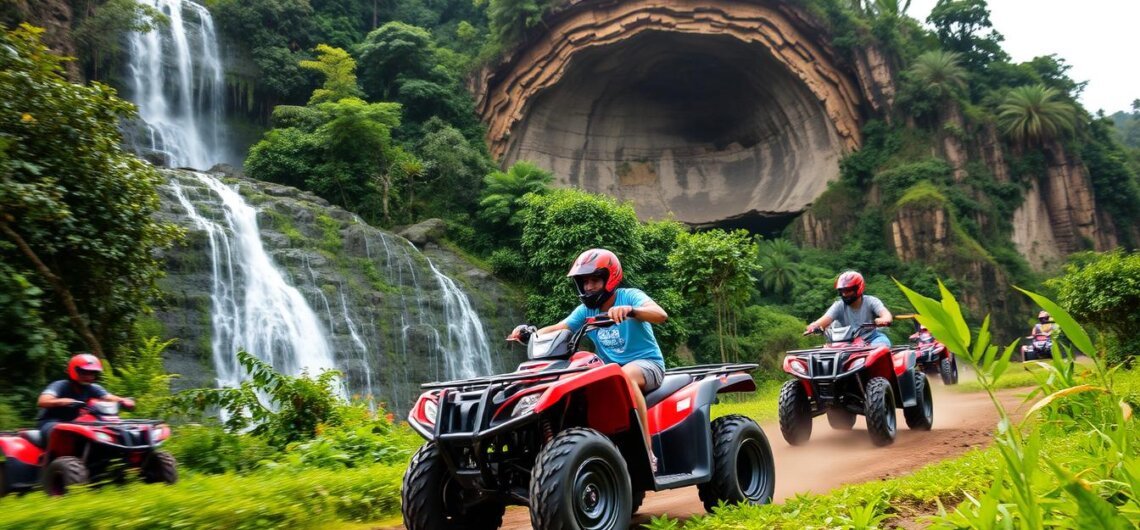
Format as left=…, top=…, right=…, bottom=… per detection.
left=5, top=0, right=79, bottom=79
left=475, top=0, right=873, bottom=226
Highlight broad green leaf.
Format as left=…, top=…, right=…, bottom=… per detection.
left=1014, top=286, right=1094, bottom=356
left=990, top=340, right=1018, bottom=382
left=894, top=280, right=970, bottom=361
left=937, top=279, right=970, bottom=350
left=1046, top=459, right=1133, bottom=530
left=1025, top=385, right=1103, bottom=418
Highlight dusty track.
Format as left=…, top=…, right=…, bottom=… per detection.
left=387, top=384, right=1027, bottom=529
left=501, top=385, right=1027, bottom=529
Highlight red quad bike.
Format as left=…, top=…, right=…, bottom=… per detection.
left=1021, top=334, right=1054, bottom=362
left=898, top=314, right=958, bottom=385
left=0, top=400, right=176, bottom=496
left=778, top=323, right=933, bottom=447
left=401, top=316, right=776, bottom=530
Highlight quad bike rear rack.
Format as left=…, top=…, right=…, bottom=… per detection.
left=665, top=363, right=758, bottom=376
left=420, top=365, right=592, bottom=390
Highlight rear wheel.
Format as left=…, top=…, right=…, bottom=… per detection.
left=826, top=408, right=856, bottom=430
left=0, top=461, right=8, bottom=497
left=697, top=415, right=775, bottom=513
left=939, top=357, right=956, bottom=385
left=43, top=456, right=88, bottom=496
left=864, top=377, right=897, bottom=447
left=530, top=428, right=631, bottom=530
left=778, top=380, right=812, bottom=445
left=904, top=372, right=934, bottom=431
left=403, top=443, right=506, bottom=530
left=141, top=451, right=179, bottom=484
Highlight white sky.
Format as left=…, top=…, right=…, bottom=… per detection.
left=906, top=0, right=1140, bottom=113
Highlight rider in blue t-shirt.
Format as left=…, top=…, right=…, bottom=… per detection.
left=508, top=248, right=668, bottom=471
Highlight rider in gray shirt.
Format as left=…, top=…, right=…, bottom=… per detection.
left=804, top=271, right=893, bottom=346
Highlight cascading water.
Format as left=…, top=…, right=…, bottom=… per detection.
left=168, top=172, right=338, bottom=388
left=126, top=0, right=228, bottom=169
left=160, top=170, right=507, bottom=412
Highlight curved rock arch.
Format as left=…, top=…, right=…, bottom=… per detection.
left=475, top=0, right=873, bottom=226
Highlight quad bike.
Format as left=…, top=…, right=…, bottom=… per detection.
left=778, top=323, right=933, bottom=447
left=401, top=316, right=776, bottom=530
left=1021, top=334, right=1054, bottom=361
left=898, top=314, right=958, bottom=385
left=0, top=400, right=176, bottom=496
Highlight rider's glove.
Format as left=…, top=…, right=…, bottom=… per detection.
left=120, top=398, right=136, bottom=411
left=510, top=324, right=537, bottom=343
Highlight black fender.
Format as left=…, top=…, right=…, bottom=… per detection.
left=896, top=366, right=919, bottom=408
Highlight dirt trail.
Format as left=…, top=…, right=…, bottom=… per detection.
left=494, top=385, right=1027, bottom=529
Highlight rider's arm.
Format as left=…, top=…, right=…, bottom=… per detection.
left=37, top=393, right=82, bottom=408
left=874, top=307, right=893, bottom=327
left=807, top=315, right=834, bottom=332
left=536, top=322, right=570, bottom=335
left=631, top=300, right=667, bottom=324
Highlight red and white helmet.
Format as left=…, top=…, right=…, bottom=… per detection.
left=835, top=270, right=865, bottom=305
left=567, top=248, right=623, bottom=309
left=67, top=353, right=103, bottom=384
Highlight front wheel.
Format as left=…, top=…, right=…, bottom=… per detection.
left=402, top=443, right=506, bottom=530
left=778, top=380, right=812, bottom=445
left=530, top=428, right=631, bottom=530
left=141, top=450, right=178, bottom=484
left=864, top=377, right=897, bottom=447
left=903, top=372, right=934, bottom=431
left=43, top=456, right=88, bottom=496
left=697, top=415, right=775, bottom=513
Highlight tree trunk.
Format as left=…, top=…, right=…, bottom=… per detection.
left=0, top=220, right=104, bottom=358
left=716, top=301, right=726, bottom=363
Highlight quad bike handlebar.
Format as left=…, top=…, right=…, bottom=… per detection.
left=803, top=321, right=886, bottom=336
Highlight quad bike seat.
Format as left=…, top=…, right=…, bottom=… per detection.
left=645, top=374, right=693, bottom=409
left=19, top=429, right=45, bottom=448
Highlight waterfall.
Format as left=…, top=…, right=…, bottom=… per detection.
left=126, top=0, right=228, bottom=169
left=160, top=171, right=506, bottom=411
left=168, top=172, right=338, bottom=388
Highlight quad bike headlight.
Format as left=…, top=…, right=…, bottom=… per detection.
left=511, top=393, right=541, bottom=418
left=789, top=359, right=807, bottom=376
left=94, top=431, right=114, bottom=443
left=845, top=357, right=866, bottom=372
left=423, top=399, right=439, bottom=424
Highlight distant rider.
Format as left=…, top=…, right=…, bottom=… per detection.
left=508, top=248, right=668, bottom=472
left=804, top=270, right=893, bottom=346
left=36, top=354, right=133, bottom=441
left=1031, top=310, right=1057, bottom=337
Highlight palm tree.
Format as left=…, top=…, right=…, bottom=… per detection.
left=998, top=84, right=1079, bottom=145
left=756, top=239, right=801, bottom=300
left=908, top=50, right=968, bottom=102
left=478, top=161, right=553, bottom=226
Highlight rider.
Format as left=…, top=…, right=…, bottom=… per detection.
left=804, top=270, right=893, bottom=346
left=36, top=353, right=133, bottom=441
left=508, top=248, right=668, bottom=471
left=1031, top=311, right=1057, bottom=337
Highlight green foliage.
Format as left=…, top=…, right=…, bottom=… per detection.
left=0, top=463, right=405, bottom=529
left=164, top=423, right=277, bottom=474
left=926, top=0, right=1008, bottom=72
left=73, top=0, right=167, bottom=79
left=1048, top=251, right=1140, bottom=364
left=486, top=0, right=556, bottom=47
left=100, top=337, right=178, bottom=416
left=519, top=188, right=643, bottom=325
left=300, top=44, right=365, bottom=105
left=1081, top=117, right=1140, bottom=244
left=731, top=305, right=816, bottom=371
left=415, top=117, right=493, bottom=217
left=874, top=159, right=953, bottom=204
left=479, top=161, right=553, bottom=231
left=169, top=352, right=344, bottom=448
left=997, top=84, right=1079, bottom=145
left=0, top=24, right=179, bottom=397
left=669, top=230, right=759, bottom=363
left=908, top=49, right=968, bottom=101
left=756, top=239, right=802, bottom=302
left=272, top=405, right=413, bottom=470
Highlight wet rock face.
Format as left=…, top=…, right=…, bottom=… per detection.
left=478, top=0, right=867, bottom=226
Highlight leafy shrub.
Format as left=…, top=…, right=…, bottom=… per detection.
left=164, top=423, right=276, bottom=475
left=1048, top=250, right=1140, bottom=364
left=101, top=336, right=178, bottom=416
left=0, top=464, right=405, bottom=529
left=169, top=351, right=343, bottom=448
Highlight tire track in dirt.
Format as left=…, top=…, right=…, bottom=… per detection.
left=496, top=385, right=1027, bottom=529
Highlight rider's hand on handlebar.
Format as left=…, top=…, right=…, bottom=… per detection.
left=66, top=399, right=86, bottom=409
left=120, top=398, right=136, bottom=411
left=607, top=305, right=636, bottom=324
left=874, top=317, right=891, bottom=327
left=507, top=324, right=537, bottom=343
left=803, top=324, right=819, bottom=336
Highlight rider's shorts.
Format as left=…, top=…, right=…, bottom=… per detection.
left=628, top=359, right=665, bottom=392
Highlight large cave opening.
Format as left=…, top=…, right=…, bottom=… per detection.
left=504, top=31, right=847, bottom=228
